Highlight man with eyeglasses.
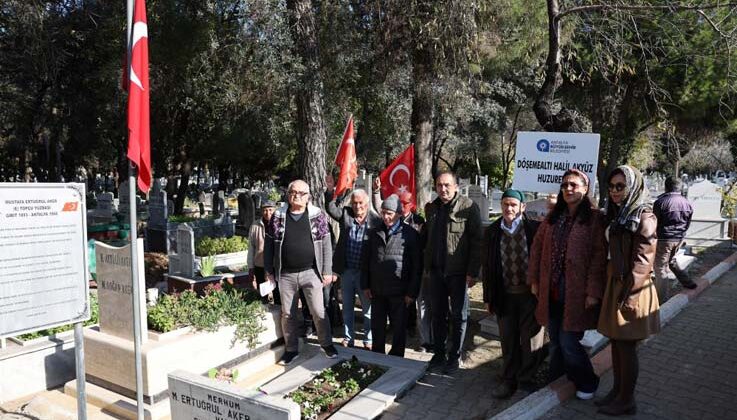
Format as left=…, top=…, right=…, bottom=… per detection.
left=422, top=171, right=482, bottom=374
left=265, top=180, right=339, bottom=364
left=652, top=176, right=697, bottom=302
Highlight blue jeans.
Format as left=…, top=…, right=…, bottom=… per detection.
left=548, top=300, right=599, bottom=393
left=340, top=269, right=371, bottom=345
left=430, top=272, right=468, bottom=361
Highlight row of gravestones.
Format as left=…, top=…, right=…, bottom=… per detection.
left=91, top=180, right=145, bottom=222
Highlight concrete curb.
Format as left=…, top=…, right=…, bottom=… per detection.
left=490, top=250, right=737, bottom=420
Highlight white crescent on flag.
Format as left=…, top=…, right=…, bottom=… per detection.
left=129, top=21, right=148, bottom=91
left=389, top=164, right=410, bottom=186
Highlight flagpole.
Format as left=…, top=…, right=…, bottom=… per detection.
left=126, top=0, right=145, bottom=418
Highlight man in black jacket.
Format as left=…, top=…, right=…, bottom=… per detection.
left=481, top=189, right=544, bottom=398
left=361, top=194, right=421, bottom=357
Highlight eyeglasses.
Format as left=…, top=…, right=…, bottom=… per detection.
left=560, top=182, right=582, bottom=190
left=608, top=183, right=626, bottom=192
left=288, top=190, right=309, bottom=198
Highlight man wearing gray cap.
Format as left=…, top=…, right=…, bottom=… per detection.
left=361, top=194, right=422, bottom=357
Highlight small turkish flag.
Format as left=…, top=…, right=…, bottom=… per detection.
left=333, top=115, right=358, bottom=200
left=379, top=144, right=415, bottom=213
left=126, top=0, right=151, bottom=193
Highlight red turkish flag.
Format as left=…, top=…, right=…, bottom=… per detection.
left=379, top=144, right=415, bottom=213
left=333, top=116, right=358, bottom=200
left=126, top=0, right=152, bottom=193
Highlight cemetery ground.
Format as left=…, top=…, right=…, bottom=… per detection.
left=0, top=245, right=734, bottom=420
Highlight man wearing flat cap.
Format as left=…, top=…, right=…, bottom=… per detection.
left=481, top=189, right=544, bottom=398
left=361, top=194, right=422, bottom=357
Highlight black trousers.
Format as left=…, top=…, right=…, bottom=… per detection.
left=430, top=272, right=468, bottom=361
left=371, top=294, right=408, bottom=357
left=497, top=292, right=544, bottom=386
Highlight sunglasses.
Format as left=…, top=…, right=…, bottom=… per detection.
left=560, top=182, right=583, bottom=190
left=608, top=183, right=626, bottom=192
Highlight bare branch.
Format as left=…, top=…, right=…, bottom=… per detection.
left=697, top=9, right=728, bottom=37
left=557, top=3, right=737, bottom=21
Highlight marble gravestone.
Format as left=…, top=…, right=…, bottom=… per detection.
left=169, top=224, right=195, bottom=278
left=467, top=185, right=490, bottom=223
left=148, top=180, right=168, bottom=229
left=687, top=180, right=722, bottom=219
left=490, top=189, right=503, bottom=214
left=686, top=180, right=729, bottom=246
left=95, top=192, right=115, bottom=219
left=168, top=370, right=300, bottom=420
left=95, top=239, right=148, bottom=342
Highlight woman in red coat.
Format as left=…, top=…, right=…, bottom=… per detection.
left=596, top=165, right=660, bottom=415
left=528, top=169, right=607, bottom=400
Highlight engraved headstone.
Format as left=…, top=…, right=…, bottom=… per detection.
left=148, top=180, right=168, bottom=229
left=198, top=202, right=206, bottom=216
left=490, top=189, right=503, bottom=214
left=96, top=192, right=115, bottom=218
left=95, top=239, right=148, bottom=342
left=118, top=180, right=130, bottom=223
left=168, top=370, right=299, bottom=420
left=172, top=224, right=195, bottom=277
left=212, top=192, right=223, bottom=217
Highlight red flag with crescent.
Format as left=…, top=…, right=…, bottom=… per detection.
left=379, top=144, right=415, bottom=213
left=126, top=0, right=152, bottom=193
left=333, top=116, right=358, bottom=200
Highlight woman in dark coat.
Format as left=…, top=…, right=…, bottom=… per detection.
left=597, top=165, right=660, bottom=416
left=528, top=169, right=608, bottom=400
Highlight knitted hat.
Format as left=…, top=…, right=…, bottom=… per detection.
left=381, top=194, right=403, bottom=213
left=501, top=189, right=525, bottom=203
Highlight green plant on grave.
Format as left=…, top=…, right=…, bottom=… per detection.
left=268, top=188, right=282, bottom=203
left=146, top=284, right=266, bottom=349
left=722, top=182, right=737, bottom=219
left=199, top=255, right=216, bottom=277
left=18, top=293, right=100, bottom=340
left=168, top=214, right=199, bottom=223
left=195, top=236, right=248, bottom=257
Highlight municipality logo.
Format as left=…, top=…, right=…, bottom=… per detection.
left=537, top=139, right=550, bottom=152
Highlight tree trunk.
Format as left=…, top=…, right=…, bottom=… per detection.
left=534, top=0, right=582, bottom=132
left=287, top=0, right=328, bottom=209
left=411, top=25, right=434, bottom=209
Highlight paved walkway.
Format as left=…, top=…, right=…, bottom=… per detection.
left=541, top=267, right=737, bottom=420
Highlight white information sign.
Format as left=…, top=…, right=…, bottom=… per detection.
left=0, top=183, right=89, bottom=337
left=512, top=132, right=600, bottom=194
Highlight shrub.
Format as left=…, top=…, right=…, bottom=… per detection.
left=195, top=236, right=248, bottom=256
left=199, top=256, right=216, bottom=277
left=146, top=284, right=266, bottom=348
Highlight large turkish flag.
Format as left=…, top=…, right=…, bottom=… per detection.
left=379, top=144, right=415, bottom=213
left=127, top=0, right=151, bottom=193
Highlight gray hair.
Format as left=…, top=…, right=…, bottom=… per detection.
left=350, top=189, right=368, bottom=201
left=287, top=179, right=310, bottom=194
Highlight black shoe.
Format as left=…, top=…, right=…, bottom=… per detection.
left=418, top=343, right=434, bottom=353
left=428, top=354, right=446, bottom=370
left=519, top=382, right=538, bottom=393
left=322, top=345, right=338, bottom=358
left=444, top=358, right=461, bottom=374
left=279, top=351, right=299, bottom=365
left=681, top=280, right=698, bottom=289
left=491, top=382, right=516, bottom=399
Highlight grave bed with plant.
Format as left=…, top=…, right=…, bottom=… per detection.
left=147, top=283, right=266, bottom=349
left=286, top=356, right=386, bottom=420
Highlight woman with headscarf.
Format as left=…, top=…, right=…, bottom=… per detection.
left=528, top=169, right=608, bottom=400
left=596, top=165, right=660, bottom=416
